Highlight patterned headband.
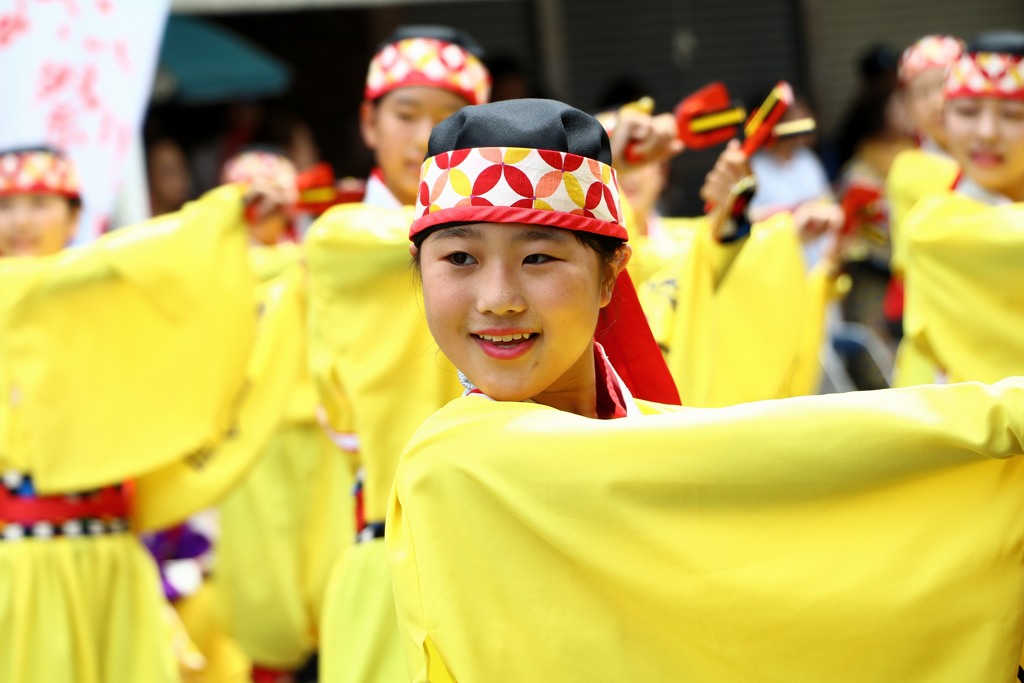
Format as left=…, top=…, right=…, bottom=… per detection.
left=365, top=38, right=491, bottom=106
left=899, top=35, right=964, bottom=84
left=409, top=147, right=626, bottom=241
left=0, top=149, right=81, bottom=200
left=221, top=151, right=299, bottom=206
left=946, top=51, right=1024, bottom=100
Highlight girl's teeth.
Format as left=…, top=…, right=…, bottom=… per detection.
left=479, top=333, right=533, bottom=342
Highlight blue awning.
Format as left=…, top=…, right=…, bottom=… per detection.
left=157, top=15, right=291, bottom=104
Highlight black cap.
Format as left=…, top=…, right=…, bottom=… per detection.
left=427, top=98, right=612, bottom=165
left=379, top=25, right=485, bottom=58
left=967, top=31, right=1024, bottom=56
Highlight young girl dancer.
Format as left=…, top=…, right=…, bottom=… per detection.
left=387, top=99, right=1024, bottom=682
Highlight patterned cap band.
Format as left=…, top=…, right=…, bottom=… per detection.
left=899, top=35, right=964, bottom=84
left=221, top=151, right=299, bottom=206
left=409, top=147, right=626, bottom=240
left=365, top=38, right=491, bottom=106
left=0, top=149, right=80, bottom=199
left=946, top=52, right=1024, bottom=100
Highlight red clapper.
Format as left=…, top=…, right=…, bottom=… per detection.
left=622, top=82, right=747, bottom=163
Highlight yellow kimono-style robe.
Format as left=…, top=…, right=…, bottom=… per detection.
left=217, top=243, right=353, bottom=672
left=305, top=203, right=463, bottom=683
left=902, top=193, right=1024, bottom=384
left=389, top=379, right=1024, bottom=683
left=639, top=213, right=839, bottom=407
left=0, top=185, right=256, bottom=683
left=885, top=148, right=960, bottom=387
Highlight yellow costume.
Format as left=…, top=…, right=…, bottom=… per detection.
left=639, top=213, right=839, bottom=407
left=389, top=379, right=1024, bottom=682
left=307, top=202, right=463, bottom=683
left=885, top=148, right=959, bottom=387
left=887, top=149, right=960, bottom=274
left=217, top=243, right=353, bottom=673
left=902, top=193, right=1023, bottom=383
left=0, top=185, right=256, bottom=683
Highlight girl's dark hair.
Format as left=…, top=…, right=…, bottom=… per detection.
left=834, top=81, right=900, bottom=170
left=573, top=231, right=625, bottom=263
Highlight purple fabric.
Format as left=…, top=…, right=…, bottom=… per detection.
left=141, top=521, right=212, bottom=601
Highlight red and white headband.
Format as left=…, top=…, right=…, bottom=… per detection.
left=409, top=146, right=626, bottom=240
left=365, top=37, right=491, bottom=106
left=946, top=51, right=1024, bottom=101
left=221, top=150, right=299, bottom=206
left=0, top=149, right=81, bottom=200
left=899, top=35, right=964, bottom=84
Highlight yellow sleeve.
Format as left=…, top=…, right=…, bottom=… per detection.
left=644, top=213, right=821, bottom=407
left=133, top=259, right=307, bottom=531
left=886, top=149, right=959, bottom=274
left=388, top=379, right=1024, bottom=683
left=902, top=194, right=1024, bottom=384
left=305, top=204, right=463, bottom=522
left=0, top=185, right=256, bottom=492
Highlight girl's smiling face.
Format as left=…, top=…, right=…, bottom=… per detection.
left=417, top=222, right=629, bottom=415
left=945, top=97, right=1024, bottom=201
left=360, top=86, right=468, bottom=206
left=0, top=192, right=78, bottom=256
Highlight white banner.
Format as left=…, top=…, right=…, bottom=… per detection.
left=0, top=0, right=170, bottom=242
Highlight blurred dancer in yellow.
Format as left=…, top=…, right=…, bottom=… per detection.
left=0, top=145, right=265, bottom=682
left=886, top=34, right=964, bottom=385
left=388, top=98, right=1024, bottom=683
left=215, top=149, right=351, bottom=683
left=306, top=26, right=490, bottom=683
left=902, top=31, right=1024, bottom=385
left=634, top=138, right=845, bottom=406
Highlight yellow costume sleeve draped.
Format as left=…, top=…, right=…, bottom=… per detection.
left=0, top=185, right=255, bottom=494
left=388, top=380, right=1024, bottom=683
left=902, top=194, right=1024, bottom=384
left=305, top=203, right=463, bottom=523
left=213, top=244, right=354, bottom=670
left=134, top=244, right=307, bottom=532
left=886, top=148, right=959, bottom=275
left=886, top=149, right=959, bottom=388
left=639, top=214, right=838, bottom=407
left=307, top=203, right=465, bottom=683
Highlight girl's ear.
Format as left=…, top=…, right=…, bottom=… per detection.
left=409, top=243, right=419, bottom=258
left=359, top=100, right=379, bottom=150
left=600, top=243, right=632, bottom=307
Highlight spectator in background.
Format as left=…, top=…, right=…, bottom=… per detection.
left=190, top=101, right=266, bottom=194
left=254, top=108, right=322, bottom=172
left=484, top=55, right=533, bottom=101
left=857, top=42, right=900, bottom=90
left=146, top=136, right=193, bottom=217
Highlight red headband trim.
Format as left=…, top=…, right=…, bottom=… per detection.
left=899, top=35, right=964, bottom=84
left=946, top=52, right=1024, bottom=101
left=0, top=149, right=81, bottom=199
left=365, top=38, right=491, bottom=106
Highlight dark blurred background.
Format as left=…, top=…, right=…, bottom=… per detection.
left=150, top=0, right=1023, bottom=215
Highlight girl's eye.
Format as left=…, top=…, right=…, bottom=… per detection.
left=394, top=109, right=417, bottom=123
left=952, top=104, right=981, bottom=118
left=1002, top=107, right=1024, bottom=122
left=523, top=253, right=555, bottom=265
left=446, top=252, right=476, bottom=266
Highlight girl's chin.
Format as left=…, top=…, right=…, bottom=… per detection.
left=468, top=374, right=539, bottom=403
